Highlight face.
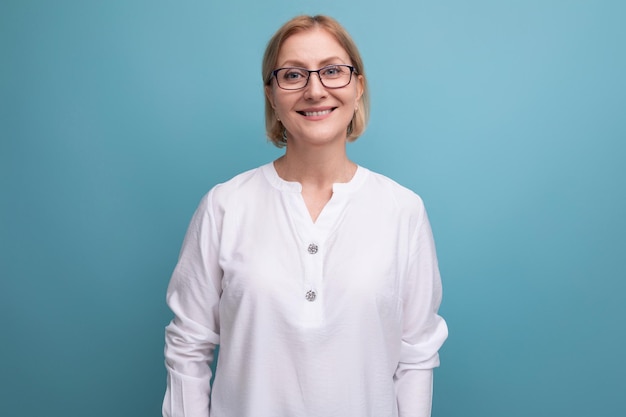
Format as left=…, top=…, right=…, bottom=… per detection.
left=265, top=28, right=364, bottom=147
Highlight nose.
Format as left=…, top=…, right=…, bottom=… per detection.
left=303, top=71, right=327, bottom=99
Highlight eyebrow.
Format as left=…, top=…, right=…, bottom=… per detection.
left=278, top=56, right=349, bottom=68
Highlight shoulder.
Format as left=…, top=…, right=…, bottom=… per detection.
left=196, top=164, right=271, bottom=214
left=360, top=167, right=426, bottom=214
left=213, top=166, right=265, bottom=194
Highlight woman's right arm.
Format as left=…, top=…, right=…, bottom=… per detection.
left=163, top=191, right=223, bottom=417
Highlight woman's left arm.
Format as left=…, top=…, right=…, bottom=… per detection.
left=394, top=208, right=448, bottom=417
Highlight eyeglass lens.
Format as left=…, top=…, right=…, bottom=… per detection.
left=275, top=65, right=353, bottom=90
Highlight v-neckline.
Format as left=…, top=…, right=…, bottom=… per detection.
left=261, top=162, right=368, bottom=227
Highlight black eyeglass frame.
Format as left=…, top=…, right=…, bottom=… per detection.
left=271, top=64, right=356, bottom=90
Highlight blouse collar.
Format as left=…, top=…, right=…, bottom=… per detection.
left=261, top=162, right=369, bottom=194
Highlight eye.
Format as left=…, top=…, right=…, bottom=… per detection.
left=320, top=65, right=346, bottom=78
left=281, top=68, right=307, bottom=81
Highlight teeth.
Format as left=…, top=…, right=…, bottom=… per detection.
left=303, top=109, right=332, bottom=117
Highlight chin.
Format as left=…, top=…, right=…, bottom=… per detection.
left=299, top=132, right=346, bottom=146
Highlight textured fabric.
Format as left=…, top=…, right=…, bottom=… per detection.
left=163, top=163, right=448, bottom=417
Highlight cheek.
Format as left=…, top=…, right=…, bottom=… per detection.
left=272, top=92, right=294, bottom=112
left=347, top=89, right=360, bottom=107
left=267, top=86, right=293, bottom=113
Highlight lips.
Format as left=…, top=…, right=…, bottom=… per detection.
left=297, top=108, right=335, bottom=117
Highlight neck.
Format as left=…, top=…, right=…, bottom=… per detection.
left=274, top=143, right=356, bottom=187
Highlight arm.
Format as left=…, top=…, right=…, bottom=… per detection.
left=394, top=208, right=448, bottom=417
left=163, top=191, right=223, bottom=417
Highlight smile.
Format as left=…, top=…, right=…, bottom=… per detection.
left=298, top=108, right=334, bottom=117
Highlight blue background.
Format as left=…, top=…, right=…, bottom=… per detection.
left=2, top=0, right=624, bottom=416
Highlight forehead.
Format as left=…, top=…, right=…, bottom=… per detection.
left=277, top=28, right=350, bottom=67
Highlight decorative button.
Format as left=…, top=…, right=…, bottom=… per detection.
left=307, top=243, right=318, bottom=254
left=305, top=290, right=317, bottom=302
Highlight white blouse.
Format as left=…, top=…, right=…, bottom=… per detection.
left=163, top=163, right=448, bottom=417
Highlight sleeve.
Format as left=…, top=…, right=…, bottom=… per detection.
left=394, top=206, right=448, bottom=417
left=162, top=190, right=223, bottom=417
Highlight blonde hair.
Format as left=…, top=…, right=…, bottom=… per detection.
left=262, top=15, right=370, bottom=148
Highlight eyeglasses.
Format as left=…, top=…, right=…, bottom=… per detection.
left=272, top=64, right=355, bottom=90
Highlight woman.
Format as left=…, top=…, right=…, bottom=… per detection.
left=163, top=15, right=448, bottom=417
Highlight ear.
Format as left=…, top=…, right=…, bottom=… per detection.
left=355, top=74, right=364, bottom=103
left=265, top=85, right=276, bottom=109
